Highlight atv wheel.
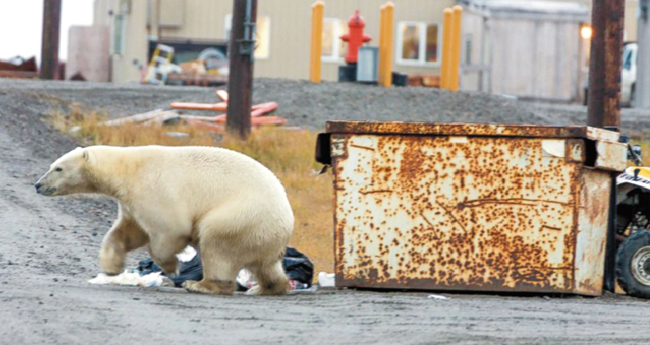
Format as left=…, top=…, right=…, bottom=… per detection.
left=616, top=230, right=650, bottom=299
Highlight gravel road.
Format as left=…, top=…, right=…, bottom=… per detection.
left=1, top=79, right=649, bottom=345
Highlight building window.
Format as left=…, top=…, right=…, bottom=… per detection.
left=225, top=14, right=271, bottom=59
left=322, top=18, right=347, bottom=62
left=462, top=34, right=472, bottom=65
left=397, top=22, right=440, bottom=66
left=112, top=14, right=125, bottom=55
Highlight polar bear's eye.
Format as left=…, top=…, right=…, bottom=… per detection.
left=55, top=167, right=63, bottom=172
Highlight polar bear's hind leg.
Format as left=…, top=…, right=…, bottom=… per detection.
left=246, top=260, right=290, bottom=296
left=182, top=246, right=239, bottom=295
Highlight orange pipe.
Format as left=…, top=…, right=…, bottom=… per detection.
left=172, top=101, right=276, bottom=113
left=216, top=90, right=229, bottom=102
left=171, top=102, right=228, bottom=111
left=251, top=102, right=278, bottom=117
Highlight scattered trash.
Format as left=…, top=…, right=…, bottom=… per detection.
left=165, top=132, right=190, bottom=139
left=91, top=245, right=317, bottom=293
left=88, top=271, right=174, bottom=288
left=427, top=294, right=449, bottom=300
left=318, top=272, right=335, bottom=287
left=89, top=246, right=197, bottom=288
left=137, top=251, right=204, bottom=288
left=283, top=247, right=316, bottom=286
left=176, top=246, right=198, bottom=262
left=231, top=246, right=316, bottom=292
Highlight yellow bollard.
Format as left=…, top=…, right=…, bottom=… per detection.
left=449, top=5, right=463, bottom=92
left=310, top=1, right=325, bottom=83
left=440, top=8, right=452, bottom=90
left=378, top=5, right=387, bottom=86
left=379, top=2, right=394, bottom=87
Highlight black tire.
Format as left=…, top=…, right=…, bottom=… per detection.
left=616, top=230, right=650, bottom=299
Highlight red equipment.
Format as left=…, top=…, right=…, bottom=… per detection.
left=340, top=10, right=372, bottom=64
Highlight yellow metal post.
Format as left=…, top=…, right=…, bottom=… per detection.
left=449, top=5, right=463, bottom=92
left=310, top=1, right=324, bottom=83
left=380, top=2, right=394, bottom=87
left=378, top=5, right=387, bottom=86
left=440, top=8, right=452, bottom=90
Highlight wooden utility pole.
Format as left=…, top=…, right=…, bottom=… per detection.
left=40, top=0, right=62, bottom=80
left=586, top=0, right=625, bottom=130
left=586, top=0, right=626, bottom=294
left=227, top=0, right=258, bottom=139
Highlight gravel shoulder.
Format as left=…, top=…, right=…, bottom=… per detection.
left=0, top=79, right=649, bottom=345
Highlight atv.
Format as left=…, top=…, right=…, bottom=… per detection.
left=615, top=142, right=650, bottom=298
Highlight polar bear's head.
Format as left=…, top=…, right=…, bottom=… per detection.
left=35, top=147, right=94, bottom=197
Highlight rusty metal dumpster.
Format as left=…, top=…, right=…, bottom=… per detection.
left=316, top=121, right=628, bottom=296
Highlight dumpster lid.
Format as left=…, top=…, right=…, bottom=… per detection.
left=326, top=121, right=620, bottom=142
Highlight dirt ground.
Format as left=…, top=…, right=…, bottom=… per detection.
left=1, top=79, right=650, bottom=345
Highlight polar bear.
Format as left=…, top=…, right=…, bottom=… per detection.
left=35, top=145, right=294, bottom=295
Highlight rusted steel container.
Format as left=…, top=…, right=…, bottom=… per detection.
left=316, top=121, right=627, bottom=296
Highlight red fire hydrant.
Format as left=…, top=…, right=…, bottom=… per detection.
left=340, top=10, right=372, bottom=65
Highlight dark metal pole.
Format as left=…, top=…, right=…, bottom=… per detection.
left=586, top=0, right=625, bottom=130
left=40, top=0, right=62, bottom=80
left=587, top=0, right=626, bottom=293
left=227, top=0, right=257, bottom=139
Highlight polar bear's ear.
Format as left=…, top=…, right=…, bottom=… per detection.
left=82, top=149, right=91, bottom=162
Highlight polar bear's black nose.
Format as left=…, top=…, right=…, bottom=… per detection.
left=35, top=182, right=41, bottom=191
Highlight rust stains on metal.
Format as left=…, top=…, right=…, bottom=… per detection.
left=326, top=122, right=626, bottom=295
left=594, top=140, right=627, bottom=171
left=326, top=121, right=622, bottom=142
left=573, top=170, right=612, bottom=295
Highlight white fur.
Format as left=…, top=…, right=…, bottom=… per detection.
left=37, top=145, right=295, bottom=295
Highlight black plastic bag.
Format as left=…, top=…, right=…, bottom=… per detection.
left=137, top=254, right=203, bottom=288
left=282, top=247, right=314, bottom=286
left=136, top=246, right=314, bottom=291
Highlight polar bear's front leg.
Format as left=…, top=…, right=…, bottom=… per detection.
left=147, top=234, right=189, bottom=276
left=99, top=216, right=149, bottom=275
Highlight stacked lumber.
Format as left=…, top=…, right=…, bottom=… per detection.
left=169, top=90, right=286, bottom=127
left=97, top=90, right=286, bottom=133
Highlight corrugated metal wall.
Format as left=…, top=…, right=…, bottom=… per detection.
left=487, top=18, right=582, bottom=100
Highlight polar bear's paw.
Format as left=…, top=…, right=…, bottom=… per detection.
left=245, top=281, right=290, bottom=296
left=182, top=279, right=235, bottom=295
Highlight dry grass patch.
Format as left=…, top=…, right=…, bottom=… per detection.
left=49, top=109, right=334, bottom=277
